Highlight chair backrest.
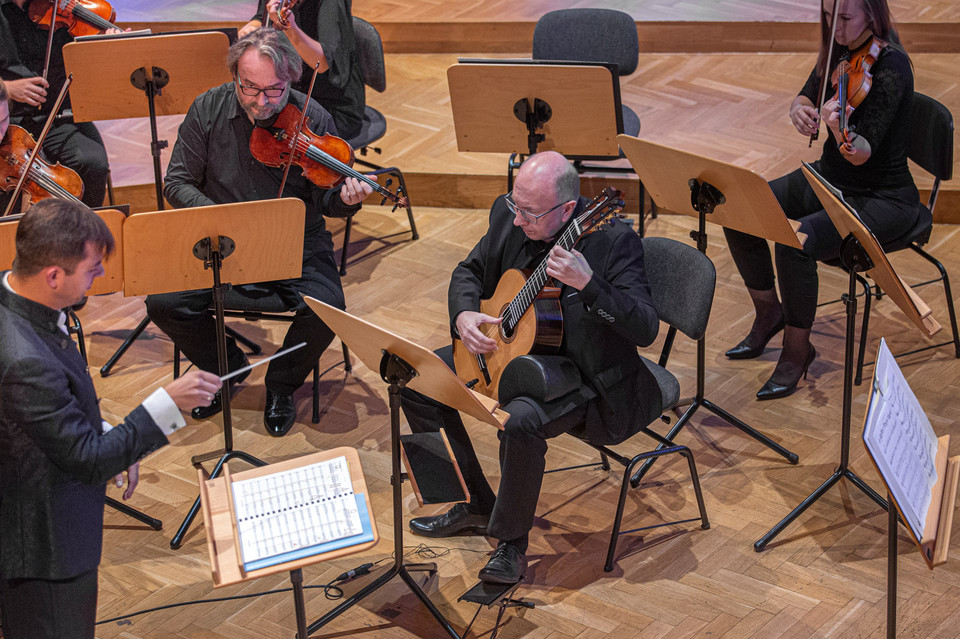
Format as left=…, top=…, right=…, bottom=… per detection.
left=908, top=93, right=954, bottom=211
left=351, top=16, right=387, bottom=93
left=532, top=9, right=639, bottom=77
left=641, top=236, right=716, bottom=345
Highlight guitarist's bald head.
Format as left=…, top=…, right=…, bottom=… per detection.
left=517, top=151, right=580, bottom=204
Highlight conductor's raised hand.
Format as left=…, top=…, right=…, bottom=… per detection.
left=164, top=370, right=222, bottom=412
left=455, top=310, right=501, bottom=355
left=339, top=176, right=374, bottom=206
left=546, top=246, right=593, bottom=290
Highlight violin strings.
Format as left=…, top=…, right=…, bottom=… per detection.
left=72, top=5, right=116, bottom=31
left=26, top=164, right=82, bottom=203
left=298, top=138, right=390, bottom=197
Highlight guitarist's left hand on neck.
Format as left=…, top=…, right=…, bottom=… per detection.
left=545, top=246, right=593, bottom=290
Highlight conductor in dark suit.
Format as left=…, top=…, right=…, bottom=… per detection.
left=401, top=151, right=661, bottom=583
left=0, top=199, right=221, bottom=639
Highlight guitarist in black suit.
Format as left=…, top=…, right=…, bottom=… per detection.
left=0, top=199, right=221, bottom=639
left=401, top=151, right=661, bottom=584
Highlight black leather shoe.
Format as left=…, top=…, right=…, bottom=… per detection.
left=264, top=390, right=296, bottom=436
left=191, top=363, right=250, bottom=420
left=478, top=543, right=526, bottom=584
left=725, top=318, right=785, bottom=359
left=757, top=345, right=817, bottom=401
left=409, top=503, right=490, bottom=538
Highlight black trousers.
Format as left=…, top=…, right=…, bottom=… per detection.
left=0, top=568, right=98, bottom=639
left=43, top=121, right=109, bottom=209
left=145, top=249, right=345, bottom=396
left=723, top=164, right=921, bottom=328
left=400, top=346, right=589, bottom=545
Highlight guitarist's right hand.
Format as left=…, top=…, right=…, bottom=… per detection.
left=455, top=311, right=502, bottom=355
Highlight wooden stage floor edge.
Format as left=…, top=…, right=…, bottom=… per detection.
left=118, top=20, right=960, bottom=55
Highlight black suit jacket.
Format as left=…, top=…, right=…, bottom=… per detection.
left=0, top=280, right=169, bottom=581
left=448, top=195, right=662, bottom=445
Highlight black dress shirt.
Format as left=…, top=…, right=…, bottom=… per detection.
left=163, top=82, right=360, bottom=262
left=252, top=0, right=365, bottom=139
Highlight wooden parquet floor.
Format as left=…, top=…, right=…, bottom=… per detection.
left=81, top=201, right=960, bottom=638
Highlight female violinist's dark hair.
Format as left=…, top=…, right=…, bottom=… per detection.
left=226, top=26, right=302, bottom=85
left=13, top=199, right=114, bottom=276
left=816, top=0, right=902, bottom=77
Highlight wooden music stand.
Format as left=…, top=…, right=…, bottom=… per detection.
left=122, top=198, right=305, bottom=549
left=448, top=59, right=625, bottom=190
left=861, top=339, right=958, bottom=637
left=616, top=135, right=801, bottom=483
left=0, top=208, right=164, bottom=530
left=64, top=31, right=234, bottom=377
left=754, top=163, right=942, bottom=550
left=200, top=447, right=379, bottom=639
left=302, top=298, right=510, bottom=639
left=63, top=32, right=232, bottom=210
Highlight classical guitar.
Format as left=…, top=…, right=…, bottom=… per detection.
left=453, top=187, right=624, bottom=400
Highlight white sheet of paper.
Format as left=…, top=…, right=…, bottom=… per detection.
left=231, top=456, right=363, bottom=565
left=863, top=339, right=939, bottom=539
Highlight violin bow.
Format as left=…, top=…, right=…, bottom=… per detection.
left=810, top=0, right=842, bottom=147
left=276, top=61, right=321, bottom=198
left=3, top=74, right=73, bottom=217
left=39, top=0, right=59, bottom=109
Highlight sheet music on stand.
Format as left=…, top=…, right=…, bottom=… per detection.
left=864, top=339, right=939, bottom=539
left=862, top=338, right=959, bottom=568
left=231, top=456, right=372, bottom=571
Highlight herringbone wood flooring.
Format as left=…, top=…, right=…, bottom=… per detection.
left=80, top=200, right=960, bottom=638
left=27, top=2, right=960, bottom=637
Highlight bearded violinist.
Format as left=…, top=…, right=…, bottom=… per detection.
left=239, top=0, right=365, bottom=140
left=145, top=28, right=373, bottom=437
left=0, top=0, right=111, bottom=209
left=722, top=0, right=922, bottom=400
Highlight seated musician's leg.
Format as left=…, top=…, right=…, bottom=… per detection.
left=402, top=345, right=497, bottom=537
left=145, top=289, right=248, bottom=419
left=260, top=252, right=344, bottom=436
left=478, top=398, right=587, bottom=584
left=42, top=122, right=109, bottom=209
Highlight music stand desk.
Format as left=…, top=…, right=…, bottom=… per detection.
left=448, top=62, right=621, bottom=159
left=0, top=208, right=125, bottom=296
left=63, top=32, right=232, bottom=121
left=617, top=135, right=804, bottom=248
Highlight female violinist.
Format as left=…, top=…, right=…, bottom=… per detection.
left=722, top=0, right=922, bottom=400
left=239, top=0, right=366, bottom=140
left=0, top=0, right=113, bottom=208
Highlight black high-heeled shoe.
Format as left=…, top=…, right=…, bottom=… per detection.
left=725, top=318, right=785, bottom=360
left=756, top=345, right=816, bottom=401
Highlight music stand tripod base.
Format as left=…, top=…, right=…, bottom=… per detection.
left=754, top=234, right=889, bottom=551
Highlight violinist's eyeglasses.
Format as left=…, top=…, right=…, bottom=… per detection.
left=505, top=191, right=568, bottom=224
left=236, top=78, right=286, bottom=98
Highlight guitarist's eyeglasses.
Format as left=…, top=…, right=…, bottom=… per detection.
left=505, top=192, right=568, bottom=224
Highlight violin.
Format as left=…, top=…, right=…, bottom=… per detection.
left=832, top=36, right=886, bottom=149
left=250, top=103, right=408, bottom=208
left=1, top=124, right=84, bottom=207
left=28, top=0, right=120, bottom=38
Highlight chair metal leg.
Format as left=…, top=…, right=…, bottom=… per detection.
left=100, top=315, right=152, bottom=377
left=911, top=243, right=960, bottom=358
left=312, top=362, right=320, bottom=424
left=342, top=341, right=352, bottom=373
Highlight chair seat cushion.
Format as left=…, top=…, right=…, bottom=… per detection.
left=641, top=356, right=680, bottom=411
left=824, top=204, right=932, bottom=270
left=622, top=104, right=640, bottom=138
left=346, top=106, right=387, bottom=149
